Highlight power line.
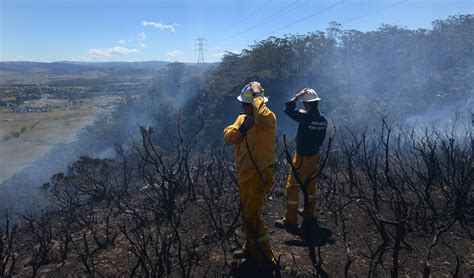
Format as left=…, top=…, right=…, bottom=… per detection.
left=215, top=0, right=306, bottom=44
left=194, top=37, right=207, bottom=63
left=266, top=0, right=345, bottom=36
left=219, top=0, right=406, bottom=51
left=341, top=1, right=407, bottom=24
left=219, top=0, right=344, bottom=49
left=214, top=0, right=274, bottom=37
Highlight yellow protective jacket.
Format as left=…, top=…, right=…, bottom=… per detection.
left=224, top=96, right=276, bottom=184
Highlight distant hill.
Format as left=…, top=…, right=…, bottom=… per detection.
left=0, top=61, right=218, bottom=85
left=0, top=61, right=99, bottom=74
left=52, top=60, right=170, bottom=70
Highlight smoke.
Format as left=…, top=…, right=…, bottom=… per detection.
left=403, top=100, right=473, bottom=142
left=0, top=63, right=212, bottom=218
left=1, top=15, right=472, bottom=219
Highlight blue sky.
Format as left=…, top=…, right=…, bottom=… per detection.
left=1, top=0, right=472, bottom=63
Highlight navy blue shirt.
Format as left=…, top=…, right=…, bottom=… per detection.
left=284, top=101, right=327, bottom=156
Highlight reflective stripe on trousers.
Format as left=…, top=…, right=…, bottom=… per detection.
left=239, top=169, right=275, bottom=264
left=284, top=152, right=320, bottom=225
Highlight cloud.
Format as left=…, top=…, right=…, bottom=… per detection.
left=118, top=32, right=146, bottom=46
left=211, top=52, right=225, bottom=58
left=137, top=32, right=146, bottom=40
left=89, top=46, right=137, bottom=58
left=142, top=20, right=176, bottom=32
left=136, top=32, right=147, bottom=48
left=166, top=50, right=183, bottom=60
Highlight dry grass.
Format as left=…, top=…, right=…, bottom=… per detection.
left=0, top=108, right=107, bottom=182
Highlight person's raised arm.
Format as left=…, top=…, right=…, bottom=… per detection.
left=249, top=81, right=275, bottom=127
left=284, top=88, right=308, bottom=122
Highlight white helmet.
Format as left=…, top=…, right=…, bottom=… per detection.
left=237, top=84, right=269, bottom=103
left=300, top=88, right=321, bottom=102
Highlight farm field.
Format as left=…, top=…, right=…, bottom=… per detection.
left=0, top=107, right=107, bottom=183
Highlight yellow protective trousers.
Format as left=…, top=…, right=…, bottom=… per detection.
left=285, top=152, right=321, bottom=225
left=239, top=168, right=275, bottom=265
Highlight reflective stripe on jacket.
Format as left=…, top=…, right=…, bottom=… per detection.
left=224, top=96, right=277, bottom=183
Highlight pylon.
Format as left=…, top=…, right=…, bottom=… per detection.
left=194, top=37, right=207, bottom=64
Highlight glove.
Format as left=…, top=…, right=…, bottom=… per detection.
left=253, top=88, right=265, bottom=98
left=249, top=81, right=264, bottom=98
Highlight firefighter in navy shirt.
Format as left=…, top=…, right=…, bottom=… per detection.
left=275, top=87, right=327, bottom=230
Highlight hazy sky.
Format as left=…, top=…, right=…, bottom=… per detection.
left=1, top=0, right=472, bottom=63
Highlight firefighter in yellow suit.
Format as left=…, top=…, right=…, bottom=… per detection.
left=275, top=88, right=327, bottom=230
left=223, top=81, right=276, bottom=269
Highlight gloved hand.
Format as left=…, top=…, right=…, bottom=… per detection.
left=242, top=114, right=255, bottom=130
left=291, top=87, right=309, bottom=102
left=249, top=81, right=264, bottom=97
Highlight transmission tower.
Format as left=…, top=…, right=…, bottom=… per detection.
left=194, top=36, right=207, bottom=64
